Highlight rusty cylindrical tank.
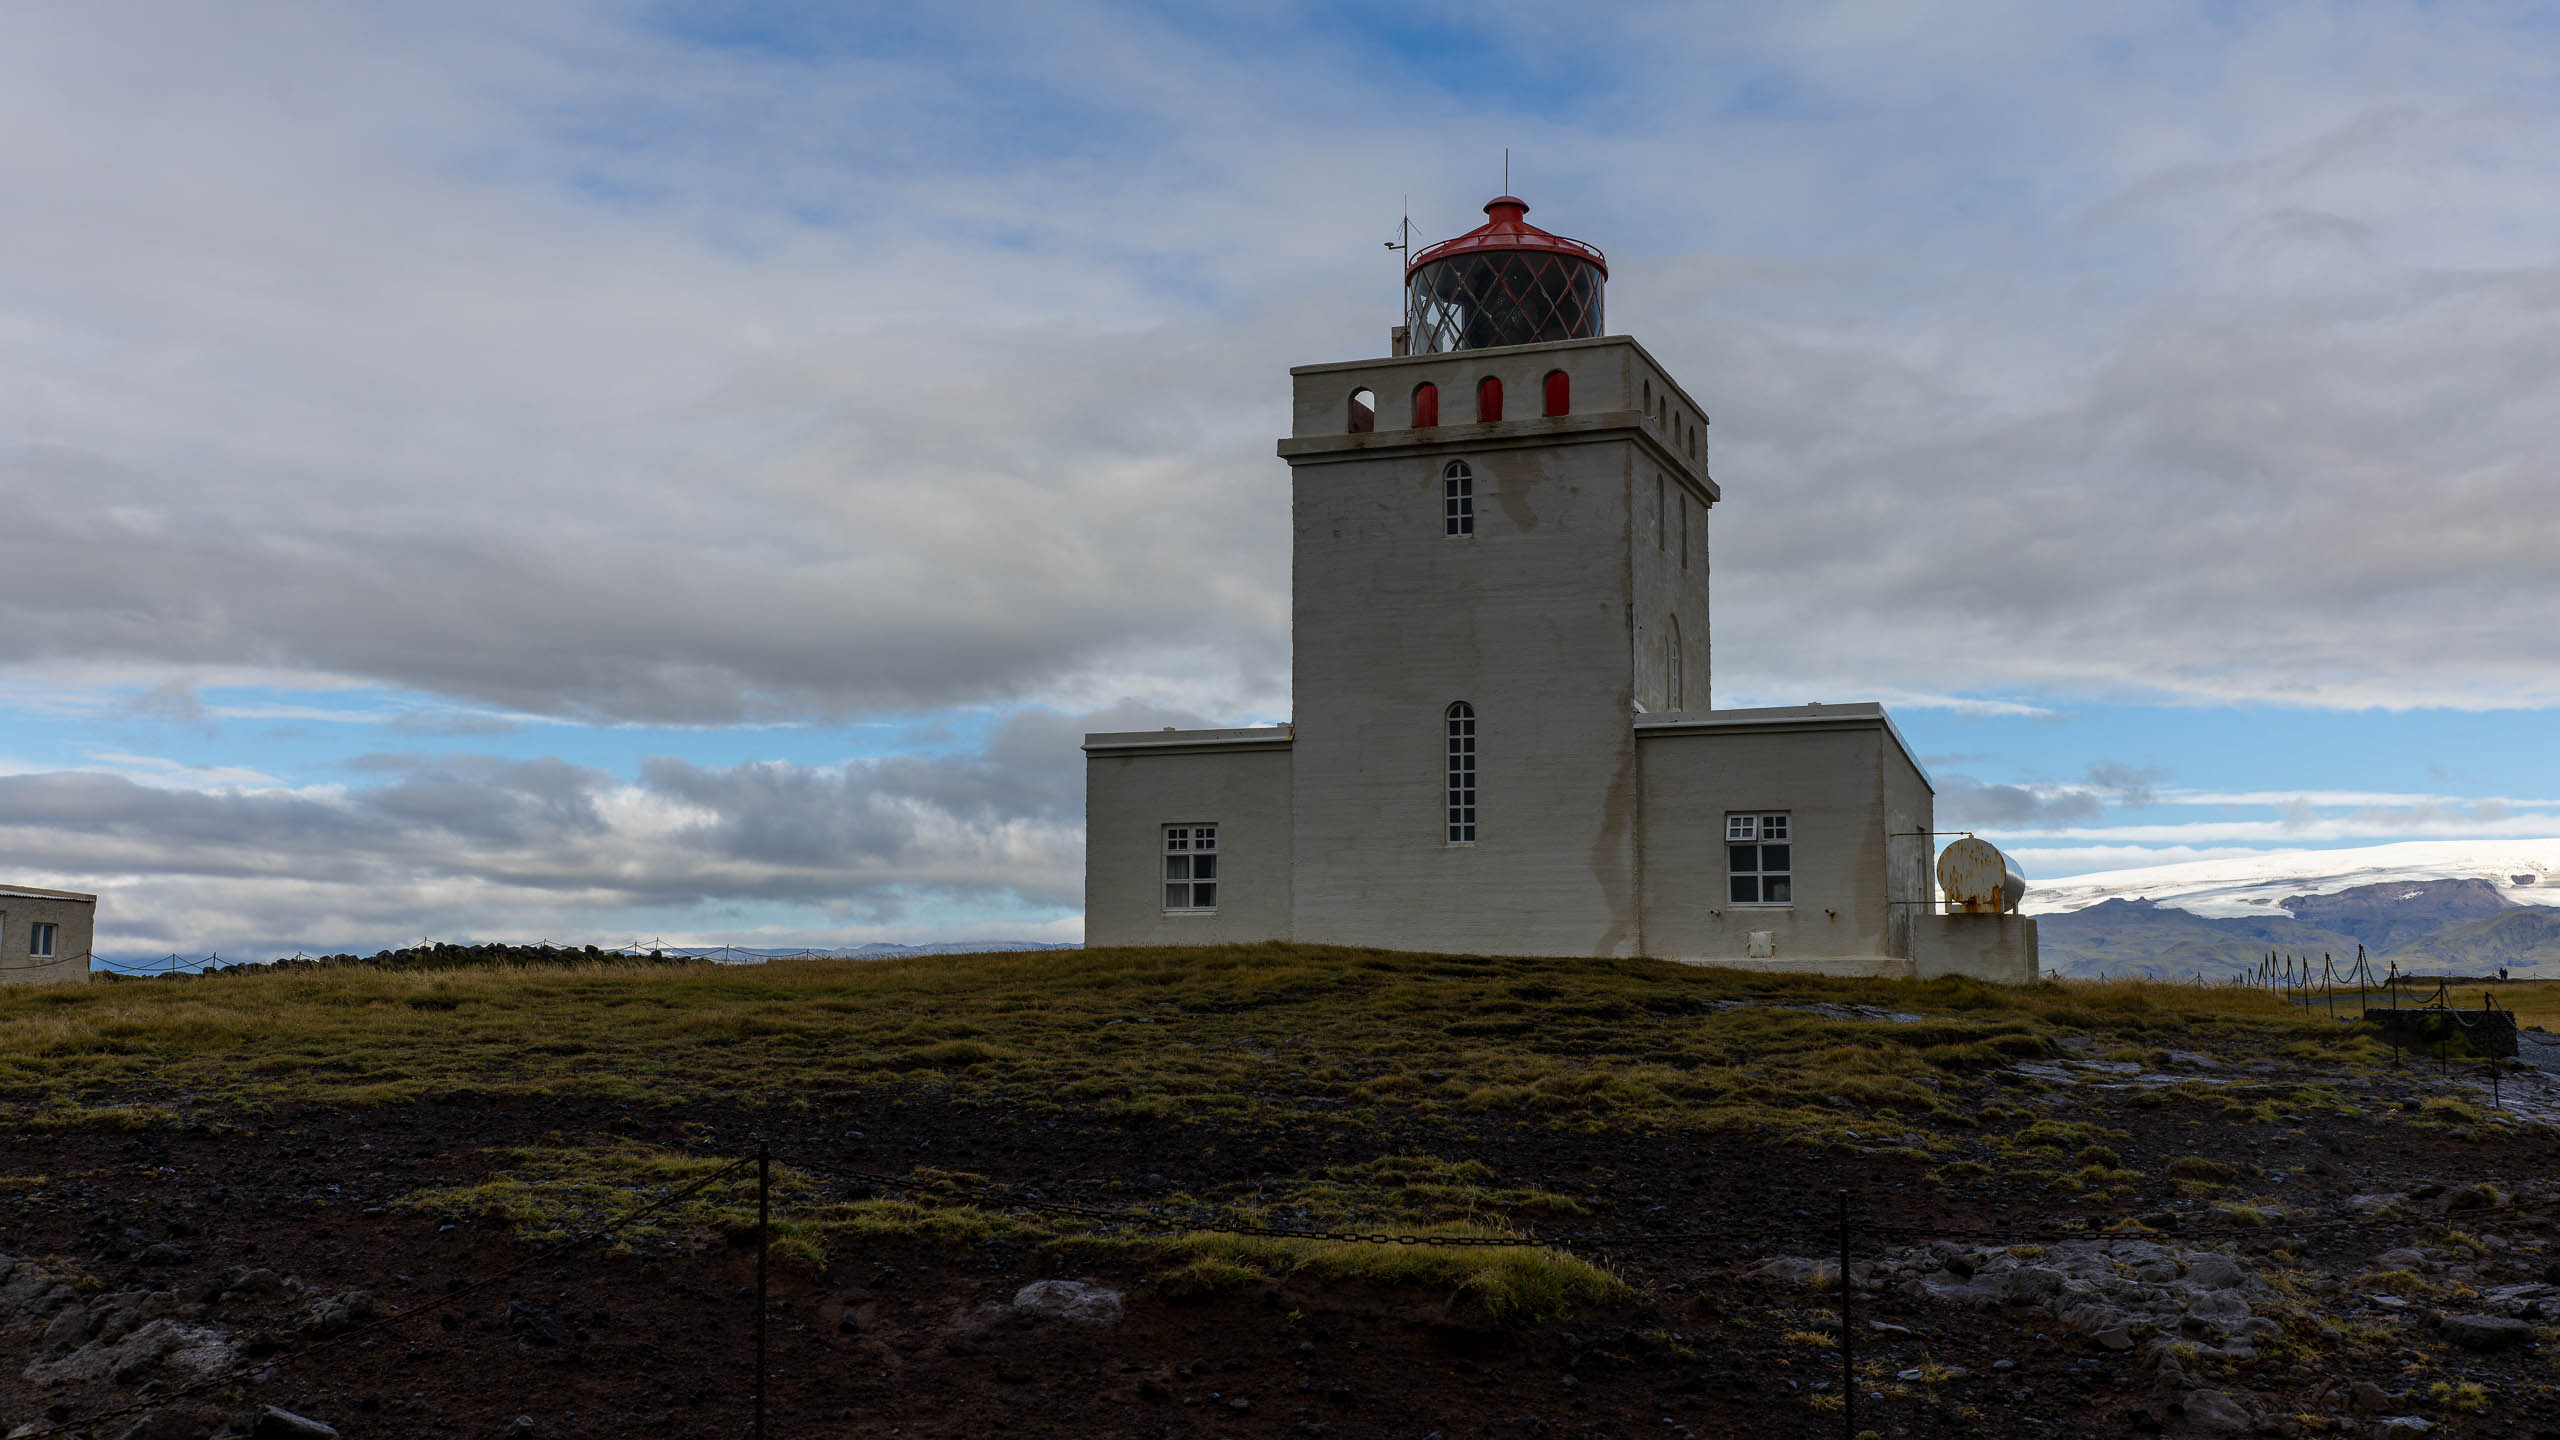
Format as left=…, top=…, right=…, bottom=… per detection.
left=1937, top=837, right=2028, bottom=915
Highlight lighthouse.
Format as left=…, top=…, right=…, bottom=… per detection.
left=1080, top=197, right=2035, bottom=979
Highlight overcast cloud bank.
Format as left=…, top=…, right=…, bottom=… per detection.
left=7, top=2, right=2560, bottom=952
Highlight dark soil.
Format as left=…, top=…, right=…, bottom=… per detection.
left=8, top=1069, right=2560, bottom=1440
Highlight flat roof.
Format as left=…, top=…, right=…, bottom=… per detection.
left=1083, top=725, right=1294, bottom=755
left=1634, top=703, right=1933, bottom=793
left=0, top=885, right=97, bottom=903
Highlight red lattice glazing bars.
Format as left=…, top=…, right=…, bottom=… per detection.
left=1403, top=197, right=1607, bottom=355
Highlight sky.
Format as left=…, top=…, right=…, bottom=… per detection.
left=7, top=1, right=2560, bottom=960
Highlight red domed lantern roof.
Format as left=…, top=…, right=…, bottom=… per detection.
left=1405, top=196, right=1607, bottom=280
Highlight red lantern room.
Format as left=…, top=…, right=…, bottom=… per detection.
left=1404, top=196, right=1607, bottom=354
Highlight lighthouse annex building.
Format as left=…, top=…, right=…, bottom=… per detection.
left=1083, top=198, right=2033, bottom=980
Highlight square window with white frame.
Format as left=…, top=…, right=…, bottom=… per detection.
left=1726, top=812, right=1791, bottom=904
left=29, top=921, right=56, bottom=958
left=1163, top=824, right=1219, bottom=912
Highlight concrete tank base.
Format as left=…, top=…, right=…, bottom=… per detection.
left=1910, top=914, right=2040, bottom=983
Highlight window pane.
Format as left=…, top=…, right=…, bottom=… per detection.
left=1761, top=844, right=1790, bottom=873
left=1193, top=855, right=1217, bottom=880
left=1761, top=814, right=1789, bottom=840
left=1166, top=829, right=1189, bottom=850
left=1728, top=844, right=1757, bottom=873
left=1729, top=875, right=1759, bottom=903
left=1166, top=884, right=1188, bottom=909
left=1763, top=877, right=1791, bottom=903
left=1192, top=883, right=1216, bottom=908
left=1727, top=815, right=1754, bottom=841
left=1197, top=827, right=1217, bottom=848
left=1165, top=855, right=1191, bottom=881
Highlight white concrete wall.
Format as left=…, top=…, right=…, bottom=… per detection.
left=1277, top=337, right=1711, bottom=959
left=1082, top=736, right=1293, bottom=947
left=1911, top=914, right=2041, bottom=983
left=0, top=887, right=95, bottom=986
left=1635, top=709, right=1926, bottom=966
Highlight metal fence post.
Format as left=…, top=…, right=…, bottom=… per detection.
left=756, top=1143, right=770, bottom=1440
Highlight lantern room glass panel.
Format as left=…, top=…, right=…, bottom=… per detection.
left=1406, top=251, right=1606, bottom=354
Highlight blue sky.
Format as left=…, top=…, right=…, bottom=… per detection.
left=6, top=1, right=2560, bottom=959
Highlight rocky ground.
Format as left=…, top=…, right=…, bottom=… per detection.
left=6, top=1002, right=2560, bottom=1439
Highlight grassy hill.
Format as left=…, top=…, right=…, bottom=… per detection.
left=5, top=945, right=2555, bottom=1438
left=2382, top=906, right=2560, bottom=974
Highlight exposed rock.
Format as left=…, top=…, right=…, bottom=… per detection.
left=2184, top=1255, right=2246, bottom=1290
left=2001, top=1267, right=2066, bottom=1304
left=2375, top=1248, right=2429, bottom=1272
left=2180, top=1388, right=2251, bottom=1434
left=1009, top=1279, right=1124, bottom=1325
left=244, top=1407, right=342, bottom=1439
left=2438, top=1313, right=2534, bottom=1350
left=1742, top=1257, right=1837, bottom=1289
left=2347, top=1381, right=2397, bottom=1414
left=2371, top=1419, right=2433, bottom=1439
left=24, top=1319, right=234, bottom=1388
left=294, top=1291, right=376, bottom=1339
left=494, top=1417, right=536, bottom=1440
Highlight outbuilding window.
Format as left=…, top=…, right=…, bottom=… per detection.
left=1412, top=382, right=1439, bottom=429
left=1446, top=703, right=1477, bottom=843
left=28, top=922, right=55, bottom=958
left=1726, top=813, right=1791, bottom=904
left=1476, top=376, right=1503, bottom=423
left=1163, top=825, right=1218, bottom=912
left=1443, top=461, right=1475, bottom=537
left=1542, top=369, right=1570, bottom=417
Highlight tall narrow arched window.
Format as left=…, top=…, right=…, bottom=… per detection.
left=1542, top=369, right=1570, bottom=417
left=1442, top=460, right=1475, bottom=537
left=1445, top=702, right=1477, bottom=843
left=1666, top=617, right=1684, bottom=711
left=1348, top=388, right=1376, bottom=434
left=1476, top=376, right=1503, bottom=423
left=1412, top=381, right=1439, bottom=429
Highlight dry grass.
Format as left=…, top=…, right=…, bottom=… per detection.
left=0, top=948, right=2367, bottom=1143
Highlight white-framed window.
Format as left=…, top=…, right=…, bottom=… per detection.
left=28, top=922, right=56, bottom=958
left=1443, top=461, right=1475, bottom=537
left=1163, top=825, right=1218, bottom=912
left=1446, top=702, right=1477, bottom=843
left=1726, top=813, right=1791, bottom=904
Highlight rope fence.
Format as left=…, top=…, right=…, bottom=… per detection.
left=19, top=1083, right=2555, bottom=1440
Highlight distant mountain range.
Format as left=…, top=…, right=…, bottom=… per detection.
left=2026, top=839, right=2560, bottom=978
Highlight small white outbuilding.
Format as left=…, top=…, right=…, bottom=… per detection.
left=0, top=884, right=95, bottom=985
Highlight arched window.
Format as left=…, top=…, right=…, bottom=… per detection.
left=1666, top=617, right=1684, bottom=710
left=1348, top=388, right=1376, bottom=434
left=1476, top=376, right=1503, bottom=423
left=1412, top=382, right=1439, bottom=429
left=1642, top=379, right=1653, bottom=417
left=1446, top=702, right=1477, bottom=843
left=1443, top=460, right=1474, bottom=537
left=1542, top=370, right=1570, bottom=417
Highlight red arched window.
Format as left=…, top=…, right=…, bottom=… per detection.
left=1476, top=376, right=1503, bottom=423
left=1542, top=370, right=1570, bottom=417
left=1412, top=382, right=1439, bottom=429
